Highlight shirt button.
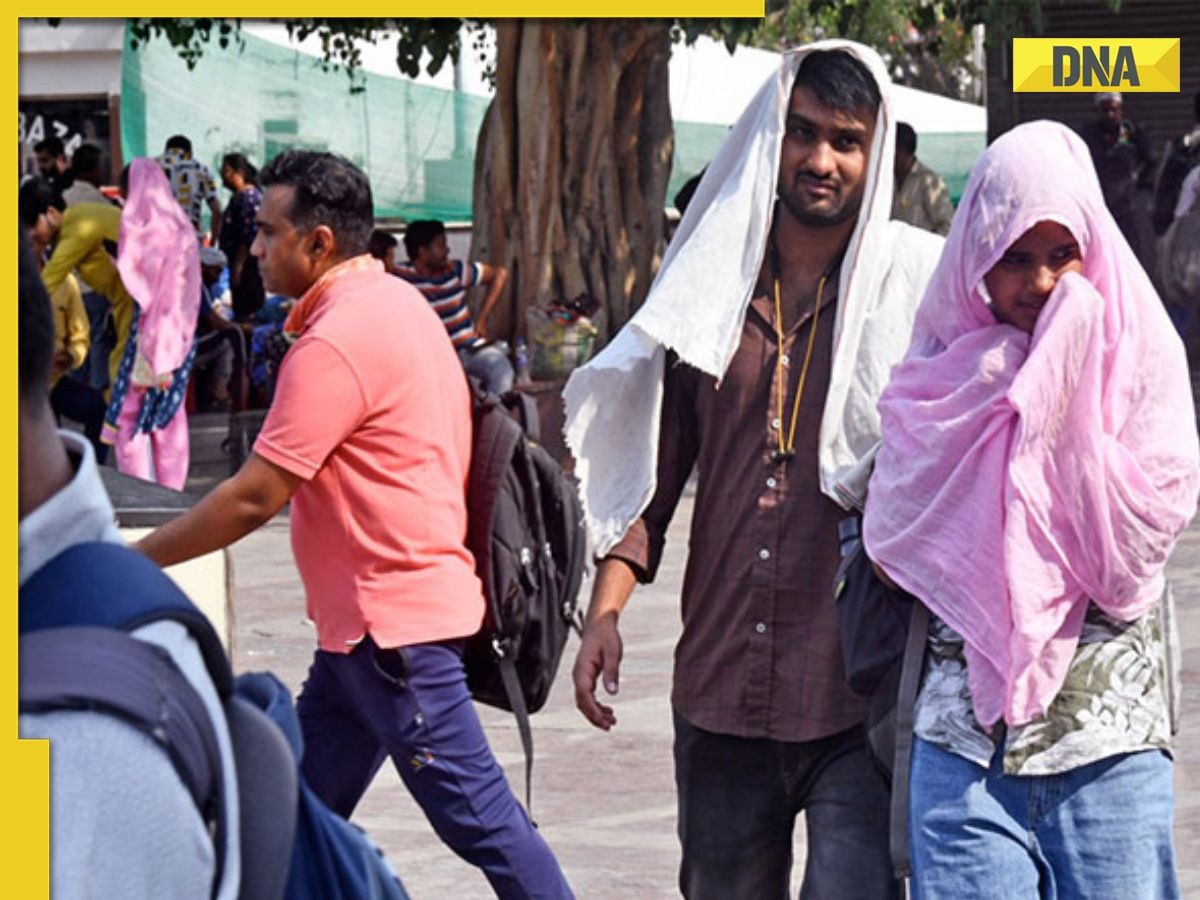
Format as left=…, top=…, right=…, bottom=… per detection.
left=755, top=622, right=767, bottom=634
left=780, top=354, right=790, bottom=367
left=766, top=477, right=777, bottom=489
left=758, top=548, right=770, bottom=561
left=771, top=418, right=781, bottom=430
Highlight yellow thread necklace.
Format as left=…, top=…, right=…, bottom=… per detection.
left=771, top=273, right=826, bottom=463
left=768, top=238, right=843, bottom=465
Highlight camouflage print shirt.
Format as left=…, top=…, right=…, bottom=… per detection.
left=914, top=599, right=1175, bottom=776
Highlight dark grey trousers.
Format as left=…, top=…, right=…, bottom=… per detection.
left=673, top=711, right=901, bottom=900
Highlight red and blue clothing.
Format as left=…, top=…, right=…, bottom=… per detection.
left=395, top=260, right=485, bottom=350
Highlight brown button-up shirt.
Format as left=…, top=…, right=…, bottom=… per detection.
left=608, top=284, right=865, bottom=742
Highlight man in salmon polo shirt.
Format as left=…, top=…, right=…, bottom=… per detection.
left=138, top=150, right=573, bottom=900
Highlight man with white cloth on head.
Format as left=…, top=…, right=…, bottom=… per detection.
left=566, top=43, right=943, bottom=898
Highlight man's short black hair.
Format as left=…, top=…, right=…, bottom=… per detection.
left=674, top=169, right=705, bottom=216
left=403, top=220, right=445, bottom=261
left=34, top=136, right=65, bottom=158
left=19, top=231, right=55, bottom=405
left=896, top=122, right=917, bottom=155
left=792, top=50, right=881, bottom=117
left=71, top=143, right=103, bottom=178
left=19, top=178, right=65, bottom=229
left=165, top=134, right=192, bottom=154
left=368, top=228, right=398, bottom=261
left=259, top=150, right=375, bottom=258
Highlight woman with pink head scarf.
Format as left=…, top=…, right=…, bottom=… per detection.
left=101, top=157, right=201, bottom=490
left=863, top=120, right=1198, bottom=897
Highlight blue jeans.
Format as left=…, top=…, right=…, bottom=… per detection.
left=296, top=636, right=573, bottom=900
left=909, top=737, right=1178, bottom=899
left=673, top=712, right=900, bottom=899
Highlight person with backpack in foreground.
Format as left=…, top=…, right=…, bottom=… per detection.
left=139, top=150, right=573, bottom=899
left=17, top=230, right=242, bottom=898
left=565, top=44, right=943, bottom=898
left=863, top=120, right=1198, bottom=898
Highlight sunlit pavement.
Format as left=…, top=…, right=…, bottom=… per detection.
left=185, top=330, right=1200, bottom=896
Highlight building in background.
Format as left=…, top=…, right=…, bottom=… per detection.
left=19, top=21, right=123, bottom=184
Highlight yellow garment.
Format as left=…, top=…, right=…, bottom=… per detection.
left=40, top=202, right=135, bottom=391
left=49, top=274, right=90, bottom=387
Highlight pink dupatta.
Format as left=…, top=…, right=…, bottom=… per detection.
left=863, top=120, right=1199, bottom=728
left=116, top=157, right=201, bottom=382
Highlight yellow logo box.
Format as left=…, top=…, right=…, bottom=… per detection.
left=1012, top=38, right=1180, bottom=92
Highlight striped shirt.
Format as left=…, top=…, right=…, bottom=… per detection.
left=395, top=260, right=484, bottom=350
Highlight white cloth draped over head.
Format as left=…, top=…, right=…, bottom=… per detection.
left=563, top=40, right=945, bottom=555
left=862, top=120, right=1200, bottom=728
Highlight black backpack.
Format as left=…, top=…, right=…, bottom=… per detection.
left=833, top=514, right=928, bottom=880
left=461, top=381, right=587, bottom=812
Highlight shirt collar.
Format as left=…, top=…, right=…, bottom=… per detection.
left=19, top=431, right=122, bottom=586
left=283, top=254, right=382, bottom=335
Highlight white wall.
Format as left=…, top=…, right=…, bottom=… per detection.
left=18, top=20, right=123, bottom=97
left=670, top=36, right=985, bottom=133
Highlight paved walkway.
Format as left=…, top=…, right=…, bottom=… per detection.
left=184, top=315, right=1200, bottom=897
left=204, top=458, right=1200, bottom=899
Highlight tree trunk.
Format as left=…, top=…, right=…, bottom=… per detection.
left=470, top=21, right=674, bottom=345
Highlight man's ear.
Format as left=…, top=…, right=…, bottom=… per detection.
left=309, top=224, right=337, bottom=260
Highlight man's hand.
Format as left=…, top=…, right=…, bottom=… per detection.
left=573, top=610, right=623, bottom=730
left=207, top=196, right=223, bottom=246
left=50, top=349, right=73, bottom=380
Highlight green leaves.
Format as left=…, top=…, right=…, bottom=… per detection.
left=124, top=18, right=467, bottom=92
left=127, top=18, right=246, bottom=71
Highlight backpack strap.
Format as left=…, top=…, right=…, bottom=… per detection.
left=499, top=389, right=540, bottom=444
left=20, top=542, right=233, bottom=697
left=889, top=600, right=929, bottom=879
left=496, top=654, right=536, bottom=819
left=20, top=625, right=223, bottom=824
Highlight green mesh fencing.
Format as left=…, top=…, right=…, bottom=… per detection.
left=121, top=24, right=985, bottom=224
left=918, top=132, right=987, bottom=205
left=121, top=23, right=489, bottom=223
left=669, top=120, right=729, bottom=205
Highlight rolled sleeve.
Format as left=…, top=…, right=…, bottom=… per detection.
left=606, top=518, right=656, bottom=582
left=254, top=336, right=367, bottom=480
